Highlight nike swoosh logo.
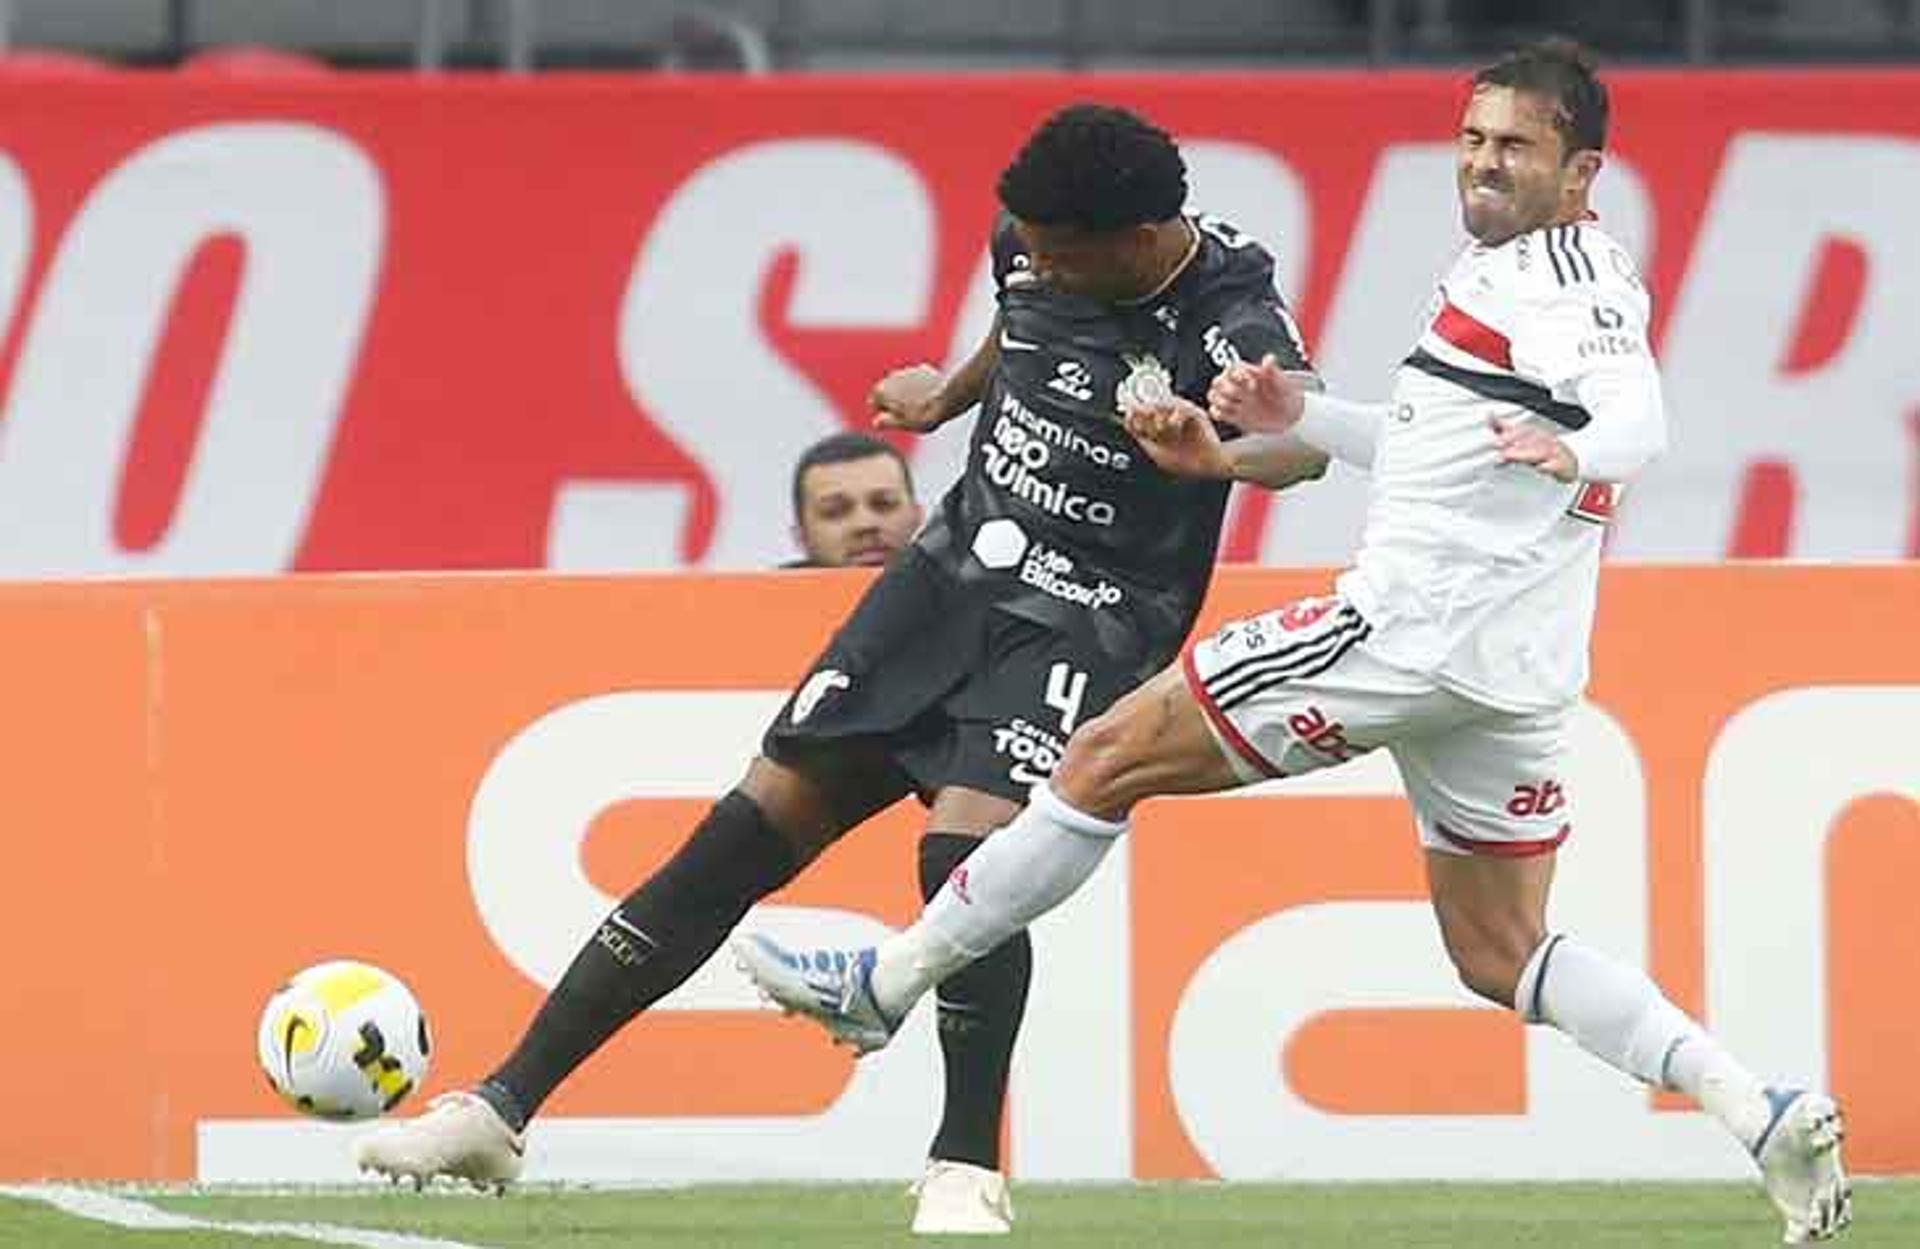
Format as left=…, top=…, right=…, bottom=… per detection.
left=998, top=331, right=1041, bottom=352
left=606, top=911, right=659, bottom=950
left=281, top=1015, right=310, bottom=1079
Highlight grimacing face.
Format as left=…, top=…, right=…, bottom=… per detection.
left=1456, top=84, right=1599, bottom=245
left=794, top=453, right=922, bottom=568
left=1012, top=217, right=1159, bottom=303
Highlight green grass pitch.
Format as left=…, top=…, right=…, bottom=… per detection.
left=2, top=1180, right=1915, bottom=1247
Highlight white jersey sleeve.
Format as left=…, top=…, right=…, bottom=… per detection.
left=1507, top=227, right=1666, bottom=482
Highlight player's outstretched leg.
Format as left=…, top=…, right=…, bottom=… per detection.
left=732, top=935, right=902, bottom=1053
left=739, top=662, right=1241, bottom=1051
left=1509, top=932, right=1851, bottom=1242
left=359, top=787, right=805, bottom=1186
left=913, top=832, right=1028, bottom=1235
left=735, top=779, right=1124, bottom=1049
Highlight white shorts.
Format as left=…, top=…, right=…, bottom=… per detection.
left=1181, top=595, right=1572, bottom=857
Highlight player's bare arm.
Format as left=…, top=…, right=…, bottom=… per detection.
left=871, top=319, right=1002, bottom=434
left=1122, top=398, right=1326, bottom=489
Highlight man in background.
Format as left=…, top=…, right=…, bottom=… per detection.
left=785, top=431, right=924, bottom=568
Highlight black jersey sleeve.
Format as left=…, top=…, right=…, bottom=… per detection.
left=1211, top=294, right=1314, bottom=378
left=1187, top=217, right=1315, bottom=382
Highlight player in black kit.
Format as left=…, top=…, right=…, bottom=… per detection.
left=356, top=103, right=1327, bottom=1231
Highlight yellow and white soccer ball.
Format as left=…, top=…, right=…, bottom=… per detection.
left=257, top=960, right=431, bottom=1121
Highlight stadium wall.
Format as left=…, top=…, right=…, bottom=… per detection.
left=0, top=71, right=1914, bottom=573
left=2, top=565, right=1914, bottom=1182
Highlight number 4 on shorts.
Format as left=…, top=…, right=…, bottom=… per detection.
left=1045, top=662, right=1088, bottom=735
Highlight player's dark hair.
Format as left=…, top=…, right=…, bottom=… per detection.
left=1473, top=38, right=1608, bottom=157
left=790, top=431, right=914, bottom=519
left=997, top=103, right=1188, bottom=232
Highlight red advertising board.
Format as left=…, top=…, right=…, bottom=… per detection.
left=0, top=71, right=1914, bottom=575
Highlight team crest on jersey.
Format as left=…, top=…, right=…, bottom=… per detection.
left=1115, top=352, right=1174, bottom=417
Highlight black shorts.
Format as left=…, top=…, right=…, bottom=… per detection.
left=762, top=548, right=1146, bottom=805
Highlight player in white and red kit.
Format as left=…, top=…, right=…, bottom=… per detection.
left=739, top=41, right=1852, bottom=1244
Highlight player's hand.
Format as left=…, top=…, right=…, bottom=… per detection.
left=1123, top=396, right=1233, bottom=479
left=870, top=364, right=951, bottom=433
left=1208, top=354, right=1306, bottom=435
left=1489, top=416, right=1579, bottom=481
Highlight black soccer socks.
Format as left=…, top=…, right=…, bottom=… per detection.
left=919, top=830, right=1032, bottom=1170
left=480, top=791, right=801, bottom=1129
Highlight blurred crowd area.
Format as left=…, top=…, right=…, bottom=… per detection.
left=3, top=0, right=1918, bottom=74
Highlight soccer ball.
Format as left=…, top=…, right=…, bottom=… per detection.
left=257, top=960, right=431, bottom=1121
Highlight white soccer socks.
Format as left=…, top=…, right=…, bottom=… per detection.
left=869, top=781, right=1126, bottom=1017
left=1517, top=933, right=1773, bottom=1148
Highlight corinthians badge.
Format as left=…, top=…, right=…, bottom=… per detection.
left=1114, top=353, right=1175, bottom=421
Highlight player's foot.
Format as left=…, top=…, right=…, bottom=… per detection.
left=732, top=933, right=900, bottom=1054
left=1752, top=1088, right=1851, bottom=1243
left=353, top=1090, right=525, bottom=1193
left=910, top=1159, right=1013, bottom=1235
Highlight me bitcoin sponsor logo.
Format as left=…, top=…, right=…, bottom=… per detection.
left=1017, top=541, right=1124, bottom=609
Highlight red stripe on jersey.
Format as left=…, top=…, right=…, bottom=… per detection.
left=1431, top=300, right=1513, bottom=370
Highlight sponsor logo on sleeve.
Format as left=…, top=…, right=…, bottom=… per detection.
left=1201, top=325, right=1243, bottom=373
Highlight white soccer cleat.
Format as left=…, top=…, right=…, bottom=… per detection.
left=1752, top=1088, right=1852, bottom=1243
left=910, top=1159, right=1014, bottom=1235
left=732, top=933, right=900, bottom=1055
left=353, top=1090, right=525, bottom=1193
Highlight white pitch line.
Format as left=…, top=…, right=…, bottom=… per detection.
left=0, top=1185, right=496, bottom=1249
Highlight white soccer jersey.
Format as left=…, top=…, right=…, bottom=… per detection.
left=1333, top=219, right=1664, bottom=712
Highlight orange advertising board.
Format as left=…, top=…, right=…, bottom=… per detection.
left=1, top=566, right=1915, bottom=1182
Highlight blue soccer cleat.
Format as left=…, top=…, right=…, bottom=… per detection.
left=732, top=933, right=901, bottom=1055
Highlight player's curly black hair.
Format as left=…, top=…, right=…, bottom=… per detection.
left=997, top=103, right=1187, bottom=232
left=1474, top=38, right=1609, bottom=156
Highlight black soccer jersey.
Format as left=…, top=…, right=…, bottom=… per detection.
left=914, top=213, right=1314, bottom=673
